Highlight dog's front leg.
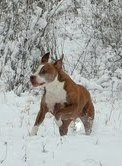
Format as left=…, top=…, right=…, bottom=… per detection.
left=59, top=119, right=72, bottom=136
left=30, top=103, right=48, bottom=136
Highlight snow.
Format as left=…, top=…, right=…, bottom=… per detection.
left=0, top=0, right=122, bottom=165
left=0, top=80, right=122, bottom=166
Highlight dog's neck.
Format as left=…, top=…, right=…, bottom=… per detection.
left=45, top=76, right=65, bottom=93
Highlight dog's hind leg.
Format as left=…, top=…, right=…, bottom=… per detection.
left=80, top=100, right=94, bottom=135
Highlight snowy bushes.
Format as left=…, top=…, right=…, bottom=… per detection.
left=0, top=0, right=122, bottom=94
left=91, top=0, right=122, bottom=71
left=0, top=0, right=55, bottom=94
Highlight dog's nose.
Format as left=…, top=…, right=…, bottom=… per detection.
left=30, top=75, right=35, bottom=81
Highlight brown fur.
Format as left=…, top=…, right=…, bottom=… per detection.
left=30, top=53, right=95, bottom=136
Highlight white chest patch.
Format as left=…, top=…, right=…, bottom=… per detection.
left=45, top=77, right=66, bottom=113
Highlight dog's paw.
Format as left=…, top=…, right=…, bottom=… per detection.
left=30, top=126, right=38, bottom=136
left=54, top=118, right=63, bottom=127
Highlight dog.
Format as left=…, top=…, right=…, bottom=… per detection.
left=30, top=52, right=94, bottom=136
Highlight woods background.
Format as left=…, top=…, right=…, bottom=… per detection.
left=0, top=0, right=122, bottom=94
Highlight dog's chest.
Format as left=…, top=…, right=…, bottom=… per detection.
left=45, top=78, right=66, bottom=113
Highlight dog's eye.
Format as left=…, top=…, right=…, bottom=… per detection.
left=40, top=68, right=46, bottom=74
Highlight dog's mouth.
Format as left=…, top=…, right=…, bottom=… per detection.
left=39, top=82, right=46, bottom=86
left=31, top=81, right=46, bottom=87
left=30, top=75, right=46, bottom=87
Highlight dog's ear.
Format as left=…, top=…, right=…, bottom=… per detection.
left=54, top=54, right=64, bottom=70
left=41, top=52, right=50, bottom=64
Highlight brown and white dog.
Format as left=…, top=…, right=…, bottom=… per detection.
left=30, top=52, right=94, bottom=136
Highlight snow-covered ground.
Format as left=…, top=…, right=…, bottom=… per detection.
left=0, top=77, right=122, bottom=166
left=0, top=1, right=122, bottom=165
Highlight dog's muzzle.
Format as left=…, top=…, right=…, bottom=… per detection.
left=30, top=75, right=45, bottom=87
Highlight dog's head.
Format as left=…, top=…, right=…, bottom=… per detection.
left=30, top=52, right=63, bottom=87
